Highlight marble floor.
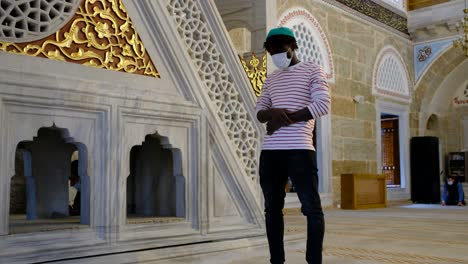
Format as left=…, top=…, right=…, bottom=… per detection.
left=58, top=204, right=468, bottom=264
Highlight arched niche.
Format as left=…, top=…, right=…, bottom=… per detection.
left=127, top=132, right=185, bottom=220
left=11, top=124, right=90, bottom=226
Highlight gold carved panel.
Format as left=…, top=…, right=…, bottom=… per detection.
left=0, top=0, right=160, bottom=78
left=239, top=51, right=267, bottom=97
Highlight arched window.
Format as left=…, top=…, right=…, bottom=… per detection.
left=373, top=46, right=412, bottom=102
left=278, top=8, right=334, bottom=82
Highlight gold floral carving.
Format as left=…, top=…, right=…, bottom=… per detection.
left=0, top=0, right=159, bottom=78
left=239, top=51, right=267, bottom=97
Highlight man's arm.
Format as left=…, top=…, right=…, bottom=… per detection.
left=255, top=81, right=272, bottom=122
left=305, top=67, right=331, bottom=120
left=287, top=107, right=313, bottom=123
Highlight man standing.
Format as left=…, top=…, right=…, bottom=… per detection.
left=255, top=27, right=331, bottom=264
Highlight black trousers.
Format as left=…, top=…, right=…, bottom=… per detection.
left=259, top=150, right=324, bottom=264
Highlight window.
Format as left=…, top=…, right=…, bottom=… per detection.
left=278, top=8, right=334, bottom=81
left=373, top=46, right=411, bottom=102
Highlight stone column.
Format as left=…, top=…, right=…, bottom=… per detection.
left=265, top=0, right=276, bottom=73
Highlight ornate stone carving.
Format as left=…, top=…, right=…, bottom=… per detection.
left=417, top=46, right=432, bottom=62
left=167, top=0, right=258, bottom=180
left=331, top=0, right=409, bottom=34
left=0, top=0, right=81, bottom=42
left=0, top=0, right=159, bottom=78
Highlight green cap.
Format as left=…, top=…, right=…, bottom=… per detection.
left=266, top=27, right=296, bottom=41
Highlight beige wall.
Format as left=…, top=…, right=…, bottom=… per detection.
left=412, top=48, right=467, bottom=171
left=229, top=28, right=252, bottom=55
left=230, top=0, right=466, bottom=204
left=425, top=108, right=468, bottom=161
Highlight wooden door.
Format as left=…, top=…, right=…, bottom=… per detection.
left=381, top=118, right=401, bottom=185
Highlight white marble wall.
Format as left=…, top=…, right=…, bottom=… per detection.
left=0, top=0, right=265, bottom=262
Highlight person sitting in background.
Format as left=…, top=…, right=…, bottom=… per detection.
left=441, top=175, right=465, bottom=206
left=69, top=160, right=81, bottom=215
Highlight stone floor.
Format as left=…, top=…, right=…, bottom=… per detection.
left=57, top=204, right=468, bottom=264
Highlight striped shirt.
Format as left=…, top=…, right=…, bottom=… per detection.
left=255, top=61, right=331, bottom=150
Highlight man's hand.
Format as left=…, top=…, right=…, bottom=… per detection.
left=266, top=120, right=281, bottom=135
left=257, top=108, right=292, bottom=135
left=257, top=108, right=292, bottom=124
left=266, top=108, right=292, bottom=135
left=287, top=107, right=313, bottom=123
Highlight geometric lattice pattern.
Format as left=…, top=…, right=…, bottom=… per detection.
left=167, top=0, right=259, bottom=180
left=0, top=0, right=160, bottom=78
left=0, top=0, right=81, bottom=42
left=377, top=55, right=409, bottom=95
left=292, top=22, right=325, bottom=69
left=278, top=8, right=334, bottom=80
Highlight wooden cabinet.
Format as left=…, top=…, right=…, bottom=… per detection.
left=447, top=152, right=468, bottom=182
left=341, top=174, right=387, bottom=209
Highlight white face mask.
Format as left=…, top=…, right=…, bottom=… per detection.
left=447, top=180, right=454, bottom=186
left=271, top=51, right=292, bottom=70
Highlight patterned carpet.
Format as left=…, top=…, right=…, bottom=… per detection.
left=56, top=205, right=468, bottom=264
left=287, top=205, right=468, bottom=264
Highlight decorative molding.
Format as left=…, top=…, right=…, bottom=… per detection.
left=0, top=97, right=109, bottom=236
left=278, top=8, right=335, bottom=82
left=329, top=0, right=409, bottom=34
left=118, top=107, right=202, bottom=229
left=0, top=0, right=160, bottom=78
left=375, top=99, right=411, bottom=198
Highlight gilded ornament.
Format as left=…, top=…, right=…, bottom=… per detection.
left=0, top=0, right=159, bottom=78
left=239, top=51, right=267, bottom=97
